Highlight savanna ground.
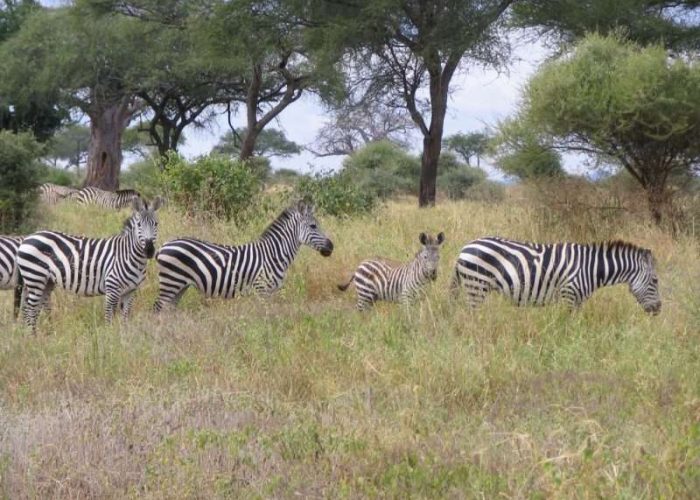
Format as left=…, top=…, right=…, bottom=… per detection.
left=0, top=191, right=699, bottom=498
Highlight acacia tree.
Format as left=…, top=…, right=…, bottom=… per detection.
left=317, top=0, right=514, bottom=206
left=0, top=6, right=150, bottom=189
left=214, top=128, right=301, bottom=159
left=444, top=131, right=490, bottom=167
left=509, top=34, right=700, bottom=224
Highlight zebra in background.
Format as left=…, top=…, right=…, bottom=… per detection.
left=1, top=235, right=24, bottom=317
left=451, top=237, right=661, bottom=314
left=71, top=186, right=142, bottom=209
left=153, top=200, right=333, bottom=311
left=16, top=197, right=162, bottom=333
left=39, top=183, right=78, bottom=204
left=338, top=232, right=445, bottom=310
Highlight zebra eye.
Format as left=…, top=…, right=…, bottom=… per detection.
left=309, top=224, right=317, bottom=230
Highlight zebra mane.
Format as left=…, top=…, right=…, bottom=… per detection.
left=259, top=206, right=299, bottom=239
left=121, top=214, right=137, bottom=233
left=605, top=240, right=649, bottom=254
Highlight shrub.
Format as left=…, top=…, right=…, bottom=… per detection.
left=295, top=172, right=376, bottom=217
left=342, top=141, right=421, bottom=198
left=160, top=153, right=263, bottom=223
left=462, top=180, right=506, bottom=203
left=437, top=166, right=487, bottom=200
left=39, top=165, right=78, bottom=187
left=120, top=158, right=163, bottom=199
left=0, top=131, right=42, bottom=232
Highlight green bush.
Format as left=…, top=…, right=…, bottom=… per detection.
left=437, top=166, right=487, bottom=200
left=120, top=158, right=163, bottom=199
left=39, top=165, right=78, bottom=187
left=0, top=131, right=43, bottom=232
left=295, top=172, right=376, bottom=217
left=342, top=141, right=421, bottom=198
left=161, top=153, right=263, bottom=223
left=461, top=180, right=506, bottom=203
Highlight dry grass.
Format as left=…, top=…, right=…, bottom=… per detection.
left=0, top=194, right=698, bottom=498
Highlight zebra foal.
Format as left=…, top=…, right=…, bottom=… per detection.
left=338, top=232, right=445, bottom=310
left=17, top=197, right=162, bottom=333
left=1, top=235, right=24, bottom=317
left=451, top=237, right=661, bottom=314
left=153, top=200, right=333, bottom=310
left=71, top=186, right=142, bottom=209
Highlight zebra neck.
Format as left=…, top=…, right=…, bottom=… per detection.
left=585, top=243, right=640, bottom=289
left=407, top=258, right=430, bottom=283
left=258, top=220, right=301, bottom=268
left=118, top=228, right=148, bottom=262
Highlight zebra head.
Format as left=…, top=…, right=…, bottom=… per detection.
left=294, top=201, right=334, bottom=257
left=130, top=196, right=163, bottom=259
left=630, top=249, right=661, bottom=315
left=418, top=232, right=445, bottom=281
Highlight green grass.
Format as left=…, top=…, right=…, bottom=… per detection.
left=0, top=198, right=698, bottom=498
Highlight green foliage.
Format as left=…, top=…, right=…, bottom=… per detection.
left=437, top=165, right=487, bottom=200
left=444, top=132, right=490, bottom=166
left=0, top=131, right=42, bottom=231
left=295, top=172, right=376, bottom=217
left=160, top=153, right=263, bottom=223
left=492, top=122, right=564, bottom=180
left=460, top=180, right=506, bottom=203
left=342, top=140, right=421, bottom=197
left=269, top=168, right=302, bottom=186
left=120, top=159, right=163, bottom=199
left=38, top=166, right=79, bottom=187
left=214, top=128, right=301, bottom=159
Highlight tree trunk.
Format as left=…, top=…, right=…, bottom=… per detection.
left=646, top=183, right=670, bottom=226
left=239, top=127, right=259, bottom=161
left=419, top=132, right=442, bottom=207
left=84, top=103, right=131, bottom=190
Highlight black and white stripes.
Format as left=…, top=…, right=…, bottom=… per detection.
left=0, top=235, right=23, bottom=317
left=451, top=237, right=662, bottom=313
left=16, top=197, right=162, bottom=332
left=71, top=187, right=142, bottom=209
left=39, top=183, right=78, bottom=204
left=338, top=232, right=445, bottom=310
left=153, top=201, right=333, bottom=310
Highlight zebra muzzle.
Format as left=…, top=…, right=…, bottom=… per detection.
left=319, top=240, right=334, bottom=257
left=145, top=240, right=156, bottom=259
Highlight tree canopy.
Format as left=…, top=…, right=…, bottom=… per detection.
left=214, top=128, right=301, bottom=159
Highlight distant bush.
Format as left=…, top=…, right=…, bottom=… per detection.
left=120, top=159, right=163, bottom=199
left=295, top=172, right=376, bottom=217
left=437, top=166, right=487, bottom=200
left=343, top=141, right=421, bottom=198
left=39, top=165, right=78, bottom=187
left=269, top=168, right=302, bottom=186
left=462, top=180, right=506, bottom=203
left=161, top=153, right=263, bottom=223
left=0, top=131, right=43, bottom=232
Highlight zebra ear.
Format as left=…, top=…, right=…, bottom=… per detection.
left=132, top=197, right=146, bottom=212
left=419, top=232, right=428, bottom=245
left=437, top=232, right=445, bottom=245
left=150, top=196, right=163, bottom=211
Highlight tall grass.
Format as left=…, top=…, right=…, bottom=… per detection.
left=1, top=195, right=698, bottom=498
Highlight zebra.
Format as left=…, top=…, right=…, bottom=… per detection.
left=71, top=187, right=142, bottom=209
left=153, top=200, right=333, bottom=311
left=16, top=197, right=163, bottom=333
left=337, top=232, right=445, bottom=310
left=39, top=183, right=78, bottom=204
left=451, top=237, right=661, bottom=314
left=1, top=235, right=24, bottom=317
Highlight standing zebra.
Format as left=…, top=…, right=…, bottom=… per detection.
left=1, top=235, right=24, bottom=317
left=338, top=232, right=445, bottom=310
left=451, top=237, right=661, bottom=314
left=39, top=183, right=78, bottom=204
left=16, top=197, right=162, bottom=333
left=71, top=187, right=142, bottom=209
left=153, top=201, right=333, bottom=310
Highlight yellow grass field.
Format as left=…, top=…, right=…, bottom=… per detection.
left=1, top=195, right=699, bottom=498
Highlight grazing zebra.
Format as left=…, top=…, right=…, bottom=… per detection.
left=16, top=197, right=162, bottom=333
left=153, top=201, right=333, bottom=311
left=451, top=237, right=661, bottom=314
left=0, top=235, right=24, bottom=317
left=338, top=232, right=445, bottom=310
left=39, top=183, right=78, bottom=204
left=71, top=187, right=142, bottom=209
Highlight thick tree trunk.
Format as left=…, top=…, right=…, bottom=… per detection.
left=84, top=103, right=131, bottom=190
left=419, top=132, right=442, bottom=207
left=646, top=183, right=670, bottom=226
left=239, top=127, right=259, bottom=161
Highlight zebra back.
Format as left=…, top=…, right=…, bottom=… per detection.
left=0, top=235, right=23, bottom=289
left=39, top=183, right=78, bottom=204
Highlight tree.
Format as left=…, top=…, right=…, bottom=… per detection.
left=0, top=1, right=66, bottom=140
left=214, top=128, right=301, bottom=159
left=317, top=0, right=515, bottom=207
left=310, top=99, right=413, bottom=157
left=445, top=131, right=490, bottom=167
left=512, top=0, right=700, bottom=52
left=510, top=34, right=700, bottom=224
left=0, top=6, right=153, bottom=190
left=0, top=131, right=42, bottom=231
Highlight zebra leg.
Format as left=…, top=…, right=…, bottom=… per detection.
left=104, top=290, right=121, bottom=323
left=153, top=284, right=188, bottom=312
left=463, top=278, right=491, bottom=308
left=40, top=281, right=55, bottom=315
left=355, top=289, right=376, bottom=311
left=119, top=291, right=137, bottom=319
left=22, top=286, right=45, bottom=334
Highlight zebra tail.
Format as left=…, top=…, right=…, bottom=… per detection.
left=13, top=268, right=23, bottom=319
left=337, top=275, right=354, bottom=292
